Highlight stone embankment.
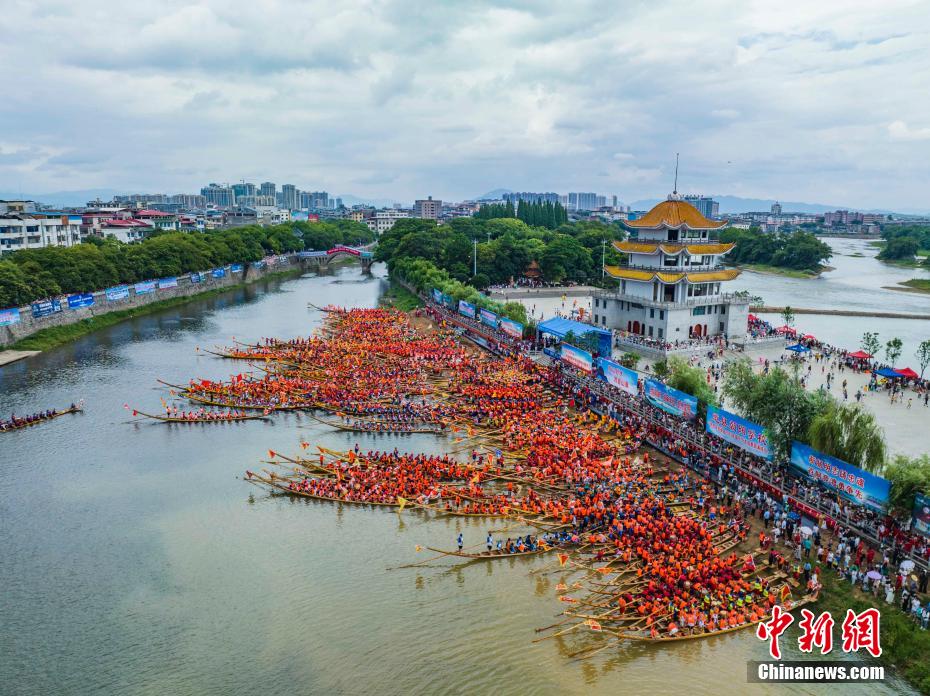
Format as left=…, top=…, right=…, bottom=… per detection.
left=751, top=305, right=930, bottom=320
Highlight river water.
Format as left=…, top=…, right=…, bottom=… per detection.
left=0, top=265, right=913, bottom=695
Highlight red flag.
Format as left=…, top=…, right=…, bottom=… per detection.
left=558, top=553, right=569, bottom=567
left=588, top=620, right=602, bottom=632
left=559, top=596, right=577, bottom=603
left=268, top=450, right=276, bottom=458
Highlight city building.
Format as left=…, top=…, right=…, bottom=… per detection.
left=413, top=196, right=441, bottom=219
left=503, top=192, right=560, bottom=204
left=367, top=209, right=409, bottom=234
left=0, top=213, right=83, bottom=254
left=200, top=184, right=236, bottom=208
left=133, top=209, right=179, bottom=231
left=682, top=195, right=720, bottom=219
left=169, top=194, right=207, bottom=208
left=0, top=200, right=37, bottom=214
left=231, top=182, right=256, bottom=199
left=568, top=192, right=597, bottom=211
left=259, top=182, right=276, bottom=200
left=281, top=184, right=298, bottom=210
left=771, top=201, right=782, bottom=215
left=593, top=194, right=749, bottom=343
left=99, top=218, right=153, bottom=243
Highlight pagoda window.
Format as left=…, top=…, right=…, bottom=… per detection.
left=663, top=255, right=677, bottom=267
left=667, top=229, right=679, bottom=242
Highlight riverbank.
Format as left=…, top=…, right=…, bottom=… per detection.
left=5, top=265, right=305, bottom=353
left=738, top=263, right=831, bottom=278
left=814, top=570, right=930, bottom=694
left=890, top=280, right=930, bottom=295
left=750, top=305, right=930, bottom=320
left=379, top=280, right=423, bottom=311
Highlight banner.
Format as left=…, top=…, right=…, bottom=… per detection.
left=597, top=357, right=638, bottom=396
left=913, top=493, right=930, bottom=536
left=158, top=276, right=178, bottom=290
left=67, top=293, right=95, bottom=309
left=789, top=441, right=890, bottom=512
left=31, top=299, right=62, bottom=318
left=458, top=300, right=476, bottom=319
left=0, top=307, right=21, bottom=326
left=499, top=317, right=524, bottom=339
left=441, top=293, right=454, bottom=308
left=230, top=263, right=243, bottom=273
left=190, top=272, right=202, bottom=284
left=479, top=308, right=498, bottom=329
left=106, top=285, right=130, bottom=301
left=251, top=260, right=266, bottom=270
left=212, top=268, right=226, bottom=279
left=561, top=343, right=593, bottom=372
left=706, top=405, right=772, bottom=460
left=470, top=334, right=491, bottom=350
left=644, top=379, right=698, bottom=420
left=432, top=288, right=443, bottom=303
left=134, top=280, right=157, bottom=295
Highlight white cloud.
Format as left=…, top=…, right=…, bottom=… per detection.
left=0, top=0, right=928, bottom=209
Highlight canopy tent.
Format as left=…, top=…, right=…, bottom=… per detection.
left=847, top=350, right=872, bottom=360
left=748, top=313, right=759, bottom=321
left=874, top=367, right=901, bottom=378
left=802, top=334, right=817, bottom=340
left=775, top=325, right=797, bottom=335
left=895, top=367, right=919, bottom=380
left=786, top=344, right=811, bottom=353
left=536, top=317, right=612, bottom=356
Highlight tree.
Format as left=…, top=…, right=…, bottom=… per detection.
left=665, top=356, right=717, bottom=417
left=885, top=337, right=903, bottom=367
left=861, top=332, right=881, bottom=365
left=619, top=352, right=640, bottom=369
left=877, top=236, right=919, bottom=261
left=882, top=454, right=930, bottom=517
left=722, top=359, right=831, bottom=460
left=780, top=305, right=795, bottom=330
left=807, top=402, right=887, bottom=473
left=916, top=339, right=930, bottom=379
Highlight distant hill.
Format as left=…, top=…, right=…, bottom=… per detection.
left=0, top=188, right=124, bottom=207
left=475, top=188, right=512, bottom=200
left=629, top=195, right=927, bottom=216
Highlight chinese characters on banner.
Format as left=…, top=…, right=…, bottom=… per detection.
left=706, top=405, right=773, bottom=460
left=789, top=442, right=890, bottom=512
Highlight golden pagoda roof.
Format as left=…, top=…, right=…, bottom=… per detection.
left=613, top=240, right=735, bottom=255
left=604, top=266, right=741, bottom=283
left=624, top=199, right=727, bottom=230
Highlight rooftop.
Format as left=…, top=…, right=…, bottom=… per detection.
left=624, top=198, right=727, bottom=230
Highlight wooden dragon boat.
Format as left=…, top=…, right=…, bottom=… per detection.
left=424, top=545, right=558, bottom=560
left=129, top=409, right=270, bottom=424
left=247, top=473, right=403, bottom=507
left=1, top=405, right=83, bottom=432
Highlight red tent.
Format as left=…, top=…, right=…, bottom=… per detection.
left=748, top=313, right=759, bottom=321
left=775, top=325, right=797, bottom=335
left=847, top=350, right=872, bottom=360
left=895, top=367, right=919, bottom=379
left=803, top=334, right=817, bottom=340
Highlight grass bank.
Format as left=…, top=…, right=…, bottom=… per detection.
left=740, top=263, right=827, bottom=278
left=869, top=241, right=930, bottom=268
left=814, top=569, right=930, bottom=693
left=898, top=279, right=930, bottom=294
left=9, top=267, right=304, bottom=352
left=379, top=281, right=423, bottom=311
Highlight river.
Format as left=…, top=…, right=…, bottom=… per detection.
left=0, top=264, right=913, bottom=695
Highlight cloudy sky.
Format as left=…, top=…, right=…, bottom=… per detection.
left=2, top=0, right=929, bottom=208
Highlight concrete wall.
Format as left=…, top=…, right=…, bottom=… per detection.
left=0, top=255, right=304, bottom=347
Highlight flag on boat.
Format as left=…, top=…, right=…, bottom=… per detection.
left=558, top=553, right=569, bottom=567
left=587, top=620, right=602, bottom=632
left=397, top=497, right=407, bottom=512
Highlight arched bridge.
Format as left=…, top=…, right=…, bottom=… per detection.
left=298, top=244, right=376, bottom=273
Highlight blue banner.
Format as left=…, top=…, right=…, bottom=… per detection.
left=458, top=300, right=476, bottom=319
left=561, top=343, right=593, bottom=372
left=230, top=264, right=243, bottom=273
left=106, top=285, right=129, bottom=301
left=158, top=276, right=178, bottom=289
left=789, top=441, right=890, bottom=512
left=0, top=307, right=21, bottom=326
left=251, top=260, right=266, bottom=270
left=432, top=288, right=443, bottom=303
left=597, top=357, right=638, bottom=396
left=499, top=317, right=524, bottom=339
left=706, top=405, right=772, bottom=460
left=914, top=493, right=930, bottom=536
left=31, top=299, right=62, bottom=318
left=67, top=293, right=95, bottom=309
left=644, top=378, right=698, bottom=420
left=190, top=272, right=202, bottom=284
left=479, top=308, right=498, bottom=329
left=441, top=293, right=454, bottom=308
left=134, top=280, right=157, bottom=295
left=211, top=268, right=226, bottom=279
left=470, top=334, right=491, bottom=350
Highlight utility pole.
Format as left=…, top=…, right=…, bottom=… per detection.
left=473, top=239, right=477, bottom=277
left=601, top=239, right=606, bottom=279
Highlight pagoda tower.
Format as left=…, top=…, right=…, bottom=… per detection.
left=591, top=193, right=749, bottom=349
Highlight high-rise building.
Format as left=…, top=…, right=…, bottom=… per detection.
left=281, top=184, right=298, bottom=210
left=335, top=198, right=343, bottom=208
left=200, top=184, right=236, bottom=208
left=232, top=182, right=256, bottom=199
left=611, top=195, right=618, bottom=209
left=771, top=201, right=782, bottom=215
left=299, top=191, right=313, bottom=209
left=503, top=192, right=560, bottom=204
left=259, top=182, right=276, bottom=199
left=169, top=194, right=207, bottom=208
left=568, top=192, right=597, bottom=211
left=682, top=195, right=719, bottom=219
left=596, top=195, right=607, bottom=209
left=413, top=196, right=442, bottom=219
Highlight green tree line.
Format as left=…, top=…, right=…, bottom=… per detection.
left=0, top=220, right=374, bottom=307
left=719, top=228, right=832, bottom=271
left=877, top=225, right=930, bottom=263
